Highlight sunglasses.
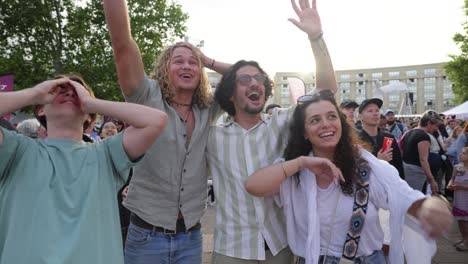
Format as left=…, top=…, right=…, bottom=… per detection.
left=297, top=90, right=335, bottom=104
left=236, top=74, right=267, bottom=86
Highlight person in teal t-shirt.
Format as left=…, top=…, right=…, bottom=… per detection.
left=0, top=76, right=168, bottom=264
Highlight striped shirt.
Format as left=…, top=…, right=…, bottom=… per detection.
left=207, top=107, right=294, bottom=260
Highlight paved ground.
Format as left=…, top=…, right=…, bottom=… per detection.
left=201, top=205, right=467, bottom=264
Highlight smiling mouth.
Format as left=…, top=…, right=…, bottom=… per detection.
left=319, top=131, right=335, bottom=138
left=247, top=92, right=261, bottom=101
left=180, top=74, right=192, bottom=80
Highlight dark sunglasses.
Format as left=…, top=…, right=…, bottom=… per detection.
left=297, top=90, right=335, bottom=104
left=236, top=74, right=267, bottom=86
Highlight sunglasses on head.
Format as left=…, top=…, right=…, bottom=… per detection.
left=236, top=74, right=267, bottom=86
left=297, top=90, right=335, bottom=104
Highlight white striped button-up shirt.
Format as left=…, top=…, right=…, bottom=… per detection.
left=207, top=107, right=294, bottom=260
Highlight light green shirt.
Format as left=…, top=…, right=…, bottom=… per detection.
left=0, top=128, right=136, bottom=264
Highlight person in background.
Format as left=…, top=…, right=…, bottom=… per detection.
left=245, top=93, right=452, bottom=264
left=402, top=110, right=442, bottom=194
left=446, top=116, right=459, bottom=136
left=0, top=76, right=168, bottom=264
left=339, top=99, right=359, bottom=128
left=447, top=126, right=463, bottom=165
left=16, top=118, right=41, bottom=138
left=357, top=98, right=405, bottom=179
left=385, top=109, right=406, bottom=140
left=265, top=103, right=281, bottom=115
left=379, top=114, right=388, bottom=133
left=99, top=120, right=119, bottom=140
left=447, top=146, right=468, bottom=251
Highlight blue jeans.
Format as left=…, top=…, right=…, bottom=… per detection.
left=124, top=223, right=203, bottom=264
left=297, top=250, right=385, bottom=264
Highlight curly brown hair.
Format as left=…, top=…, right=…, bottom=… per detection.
left=150, top=44, right=212, bottom=109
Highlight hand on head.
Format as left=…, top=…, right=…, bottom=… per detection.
left=31, top=78, right=71, bottom=105
left=175, top=41, right=211, bottom=67
left=288, top=0, right=323, bottom=39
left=32, top=78, right=93, bottom=109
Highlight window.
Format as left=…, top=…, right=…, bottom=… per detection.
left=424, top=68, right=436, bottom=75
left=340, top=74, right=350, bottom=80
left=406, top=70, right=417, bottom=77
left=357, top=73, right=365, bottom=78
left=388, top=71, right=400, bottom=78
left=371, top=72, right=382, bottom=78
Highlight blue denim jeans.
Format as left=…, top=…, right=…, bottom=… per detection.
left=296, top=250, right=385, bottom=264
left=124, top=223, right=203, bottom=264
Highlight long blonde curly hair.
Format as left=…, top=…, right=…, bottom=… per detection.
left=150, top=44, right=212, bottom=109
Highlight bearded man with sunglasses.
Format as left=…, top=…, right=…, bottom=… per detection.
left=206, top=1, right=337, bottom=263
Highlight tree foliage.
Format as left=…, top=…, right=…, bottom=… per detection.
left=0, top=0, right=188, bottom=101
left=445, top=0, right=468, bottom=104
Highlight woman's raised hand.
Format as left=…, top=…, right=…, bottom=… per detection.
left=288, top=0, right=323, bottom=39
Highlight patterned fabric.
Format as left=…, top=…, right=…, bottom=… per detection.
left=453, top=164, right=468, bottom=220
left=342, top=159, right=370, bottom=261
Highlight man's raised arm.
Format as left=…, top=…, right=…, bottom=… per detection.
left=103, top=0, right=145, bottom=97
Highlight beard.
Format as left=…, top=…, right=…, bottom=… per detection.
left=244, top=104, right=265, bottom=115
left=387, top=119, right=395, bottom=126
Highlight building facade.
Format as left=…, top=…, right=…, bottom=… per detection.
left=272, top=62, right=455, bottom=114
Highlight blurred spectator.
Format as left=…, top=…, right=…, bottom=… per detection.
left=98, top=121, right=118, bottom=140
left=16, top=119, right=41, bottom=138
left=340, top=99, right=359, bottom=127
left=379, top=114, right=389, bottom=132
left=385, top=109, right=407, bottom=140
left=111, top=118, right=126, bottom=132
left=446, top=116, right=459, bottom=136
left=447, top=126, right=463, bottom=165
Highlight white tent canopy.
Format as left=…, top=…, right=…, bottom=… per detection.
left=442, top=101, right=468, bottom=120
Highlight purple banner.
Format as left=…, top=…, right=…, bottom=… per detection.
left=0, top=74, right=14, bottom=120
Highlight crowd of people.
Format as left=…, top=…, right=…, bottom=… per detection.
left=0, top=0, right=464, bottom=264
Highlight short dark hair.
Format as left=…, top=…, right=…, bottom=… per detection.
left=215, top=60, right=273, bottom=116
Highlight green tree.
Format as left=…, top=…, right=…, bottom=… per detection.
left=445, top=0, right=468, bottom=104
left=0, top=0, right=188, bottom=101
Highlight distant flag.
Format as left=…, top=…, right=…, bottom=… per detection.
left=287, top=77, right=306, bottom=104
left=0, top=74, right=15, bottom=120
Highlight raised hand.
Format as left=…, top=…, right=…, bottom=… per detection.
left=288, top=0, right=323, bottom=39
left=31, top=78, right=71, bottom=105
left=175, top=42, right=213, bottom=68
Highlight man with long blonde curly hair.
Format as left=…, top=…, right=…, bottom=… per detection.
left=104, top=0, right=231, bottom=263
